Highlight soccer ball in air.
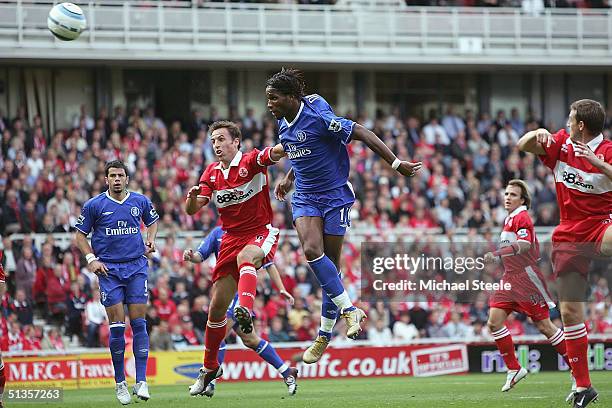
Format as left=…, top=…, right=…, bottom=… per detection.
left=47, top=2, right=87, bottom=41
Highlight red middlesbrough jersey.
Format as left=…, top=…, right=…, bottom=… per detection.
left=539, top=130, right=612, bottom=221
left=198, top=147, right=277, bottom=234
left=500, top=206, right=540, bottom=273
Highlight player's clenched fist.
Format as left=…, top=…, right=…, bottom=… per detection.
left=535, top=128, right=554, bottom=148
left=183, top=249, right=195, bottom=262
left=274, top=177, right=293, bottom=201
left=187, top=185, right=201, bottom=198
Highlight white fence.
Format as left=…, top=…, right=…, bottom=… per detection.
left=0, top=1, right=611, bottom=65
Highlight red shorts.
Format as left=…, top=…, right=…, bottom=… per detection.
left=489, top=265, right=555, bottom=322
left=551, top=217, right=612, bottom=277
left=212, top=224, right=279, bottom=283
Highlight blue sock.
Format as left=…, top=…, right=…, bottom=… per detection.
left=319, top=289, right=338, bottom=340
left=218, top=341, right=227, bottom=365
left=308, top=255, right=344, bottom=298
left=109, top=322, right=126, bottom=383
left=131, top=318, right=149, bottom=383
left=254, top=339, right=289, bottom=378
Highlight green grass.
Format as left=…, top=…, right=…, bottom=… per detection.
left=8, top=372, right=611, bottom=408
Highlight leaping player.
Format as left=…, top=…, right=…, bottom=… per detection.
left=268, top=68, right=423, bottom=363
left=518, top=99, right=612, bottom=407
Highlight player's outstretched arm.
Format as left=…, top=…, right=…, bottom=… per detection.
left=265, top=263, right=295, bottom=305
left=574, top=140, right=612, bottom=181
left=185, top=185, right=210, bottom=215
left=351, top=124, right=423, bottom=177
left=517, top=128, right=552, bottom=155
left=483, top=241, right=531, bottom=263
left=75, top=230, right=109, bottom=276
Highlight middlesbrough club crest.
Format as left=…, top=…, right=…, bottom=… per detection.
left=239, top=167, right=248, bottom=178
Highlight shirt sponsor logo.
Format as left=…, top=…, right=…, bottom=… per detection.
left=286, top=143, right=312, bottom=160
left=562, top=171, right=594, bottom=190
left=105, top=220, right=139, bottom=236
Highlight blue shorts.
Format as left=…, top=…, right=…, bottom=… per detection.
left=291, top=183, right=355, bottom=236
left=98, top=256, right=148, bottom=307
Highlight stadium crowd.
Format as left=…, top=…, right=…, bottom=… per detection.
left=0, top=101, right=610, bottom=351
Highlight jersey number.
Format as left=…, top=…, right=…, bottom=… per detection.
left=339, top=206, right=352, bottom=227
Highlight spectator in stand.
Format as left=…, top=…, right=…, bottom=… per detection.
left=46, top=265, right=70, bottom=327
left=9, top=289, right=33, bottom=326
left=443, top=312, right=472, bottom=338
left=66, top=282, right=88, bottom=345
left=41, top=327, right=66, bottom=351
left=14, top=245, right=37, bottom=301
left=150, top=320, right=173, bottom=351
left=153, top=287, right=177, bottom=322
left=368, top=318, right=394, bottom=346
left=393, top=311, right=419, bottom=341
left=268, top=316, right=291, bottom=343
left=85, top=290, right=107, bottom=347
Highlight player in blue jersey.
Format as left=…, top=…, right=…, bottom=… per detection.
left=182, top=226, right=298, bottom=397
left=267, top=68, right=422, bottom=363
left=75, top=160, right=159, bottom=405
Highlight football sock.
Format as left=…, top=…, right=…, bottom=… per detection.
left=238, top=263, right=258, bottom=311
left=109, top=322, right=126, bottom=383
left=491, top=327, right=521, bottom=371
left=204, top=317, right=227, bottom=370
left=318, top=277, right=339, bottom=340
left=564, top=323, right=591, bottom=389
left=131, top=318, right=149, bottom=383
left=254, top=339, right=290, bottom=378
left=308, top=254, right=353, bottom=311
left=548, top=328, right=571, bottom=367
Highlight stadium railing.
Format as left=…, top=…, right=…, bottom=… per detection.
left=1, top=227, right=556, bottom=252
left=0, top=1, right=611, bottom=65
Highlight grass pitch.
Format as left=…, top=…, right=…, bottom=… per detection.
left=9, top=372, right=611, bottom=408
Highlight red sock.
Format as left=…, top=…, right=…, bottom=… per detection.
left=564, top=323, right=591, bottom=388
left=492, top=327, right=521, bottom=371
left=203, top=317, right=227, bottom=370
left=0, top=361, right=6, bottom=399
left=548, top=328, right=571, bottom=367
left=237, top=263, right=257, bottom=311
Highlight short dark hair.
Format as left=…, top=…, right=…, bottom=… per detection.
left=105, top=160, right=128, bottom=177
left=570, top=99, right=605, bottom=136
left=507, top=179, right=531, bottom=209
left=266, top=68, right=306, bottom=99
left=209, top=120, right=242, bottom=144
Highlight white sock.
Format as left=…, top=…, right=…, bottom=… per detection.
left=330, top=290, right=353, bottom=311
left=320, top=316, right=336, bottom=333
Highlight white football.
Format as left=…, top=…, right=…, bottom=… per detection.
left=47, top=2, right=87, bottom=41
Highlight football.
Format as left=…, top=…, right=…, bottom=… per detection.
left=47, top=2, right=86, bottom=41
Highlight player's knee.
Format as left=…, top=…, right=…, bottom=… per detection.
left=486, top=319, right=501, bottom=333
left=236, top=247, right=258, bottom=265
left=600, top=239, right=612, bottom=257
left=560, top=304, right=583, bottom=325
left=303, top=244, right=324, bottom=261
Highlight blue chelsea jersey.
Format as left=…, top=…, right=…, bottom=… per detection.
left=278, top=94, right=355, bottom=193
left=75, top=191, right=159, bottom=263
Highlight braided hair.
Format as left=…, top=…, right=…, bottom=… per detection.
left=266, top=68, right=306, bottom=99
